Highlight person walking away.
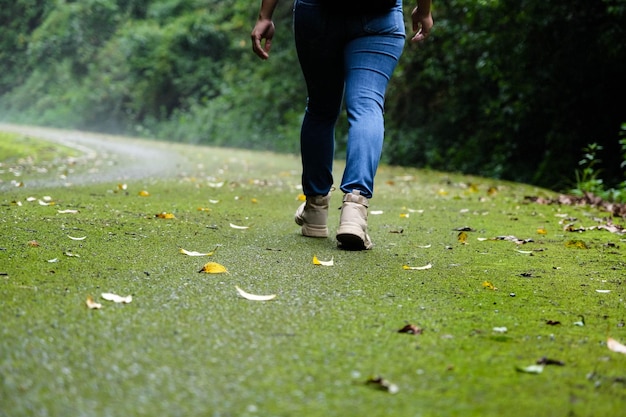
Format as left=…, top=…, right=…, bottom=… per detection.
left=251, top=0, right=433, bottom=250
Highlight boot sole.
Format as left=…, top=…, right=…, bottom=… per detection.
left=336, top=224, right=372, bottom=250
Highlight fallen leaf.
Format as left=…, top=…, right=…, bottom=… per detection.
left=47, top=258, right=59, bottom=263
left=235, top=285, right=276, bottom=301
left=365, top=376, right=399, bottom=394
left=117, top=183, right=127, bottom=191
left=516, top=364, right=544, bottom=374
left=229, top=223, right=249, bottom=230
left=86, top=296, right=102, bottom=310
left=398, top=324, right=423, bottom=335
left=68, top=235, right=87, bottom=241
left=607, top=337, right=626, bottom=354
left=296, top=193, right=306, bottom=202
left=312, top=255, right=334, bottom=266
left=596, top=289, right=611, bottom=293
left=483, top=281, right=497, bottom=290
left=565, top=239, right=588, bottom=249
left=573, top=315, right=585, bottom=326
left=400, top=213, right=410, bottom=218
left=58, top=209, right=79, bottom=214
left=199, top=262, right=228, bottom=273
left=28, top=240, right=39, bottom=247
left=537, top=228, right=548, bottom=235
left=101, top=293, right=133, bottom=304
left=493, top=326, right=508, bottom=333
left=155, top=212, right=175, bottom=219
left=180, top=247, right=217, bottom=257
left=138, top=190, right=150, bottom=197
left=536, top=357, right=565, bottom=366
left=458, top=231, right=468, bottom=244
left=370, top=210, right=384, bottom=215
left=546, top=320, right=561, bottom=326
left=403, top=263, right=432, bottom=270
left=64, top=251, right=80, bottom=257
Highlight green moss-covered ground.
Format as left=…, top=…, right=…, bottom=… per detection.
left=1, top=130, right=625, bottom=417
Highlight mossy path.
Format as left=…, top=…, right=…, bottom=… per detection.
left=1, top=126, right=625, bottom=417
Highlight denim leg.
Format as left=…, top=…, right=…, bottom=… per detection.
left=340, top=20, right=405, bottom=198
left=293, top=0, right=405, bottom=198
left=294, top=1, right=344, bottom=197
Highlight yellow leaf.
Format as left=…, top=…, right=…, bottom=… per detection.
left=403, top=263, right=432, bottom=270
left=251, top=198, right=258, bottom=204
left=199, top=262, right=228, bottom=274
left=437, top=189, right=449, bottom=196
left=138, top=190, right=150, bottom=197
left=312, top=255, right=334, bottom=266
left=458, top=231, right=468, bottom=244
left=482, top=281, right=497, bottom=290
left=296, top=193, right=306, bottom=201
left=155, top=212, right=175, bottom=219
left=117, top=183, right=127, bottom=191
left=487, top=186, right=498, bottom=196
left=235, top=285, right=276, bottom=301
left=399, top=213, right=410, bottom=218
left=86, top=296, right=102, bottom=310
left=565, top=240, right=588, bottom=249
left=537, top=228, right=547, bottom=235
left=197, top=207, right=211, bottom=212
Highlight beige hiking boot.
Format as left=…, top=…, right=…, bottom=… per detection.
left=294, top=194, right=330, bottom=238
left=336, top=190, right=373, bottom=250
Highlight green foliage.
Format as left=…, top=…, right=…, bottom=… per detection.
left=572, top=124, right=626, bottom=202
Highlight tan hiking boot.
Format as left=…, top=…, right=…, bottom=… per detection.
left=336, top=190, right=373, bottom=250
left=294, top=194, right=330, bottom=237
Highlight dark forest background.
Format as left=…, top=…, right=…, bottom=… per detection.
left=1, top=0, right=625, bottom=191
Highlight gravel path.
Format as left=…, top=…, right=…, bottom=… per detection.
left=0, top=124, right=185, bottom=190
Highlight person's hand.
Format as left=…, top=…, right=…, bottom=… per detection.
left=251, top=18, right=275, bottom=60
left=410, top=8, right=433, bottom=43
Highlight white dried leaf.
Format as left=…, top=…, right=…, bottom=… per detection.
left=101, top=293, right=133, bottom=303
left=370, top=210, right=384, bottom=215
left=86, top=296, right=102, bottom=310
left=595, top=289, right=611, bottom=293
left=492, top=327, right=508, bottom=333
left=180, top=248, right=213, bottom=256
left=516, top=364, right=544, bottom=374
left=607, top=337, right=626, bottom=354
left=235, top=286, right=276, bottom=301
left=58, top=209, right=79, bottom=214
left=68, top=235, right=87, bottom=241
left=229, top=223, right=249, bottom=230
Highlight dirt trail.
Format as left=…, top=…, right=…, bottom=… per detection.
left=0, top=124, right=186, bottom=191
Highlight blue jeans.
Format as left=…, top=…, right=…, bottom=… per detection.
left=293, top=0, right=406, bottom=199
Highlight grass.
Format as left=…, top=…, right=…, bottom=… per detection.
left=1, top=129, right=625, bottom=417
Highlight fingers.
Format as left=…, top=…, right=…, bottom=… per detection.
left=251, top=20, right=275, bottom=60
left=252, top=36, right=270, bottom=60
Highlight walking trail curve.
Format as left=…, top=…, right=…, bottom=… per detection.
left=0, top=123, right=186, bottom=191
